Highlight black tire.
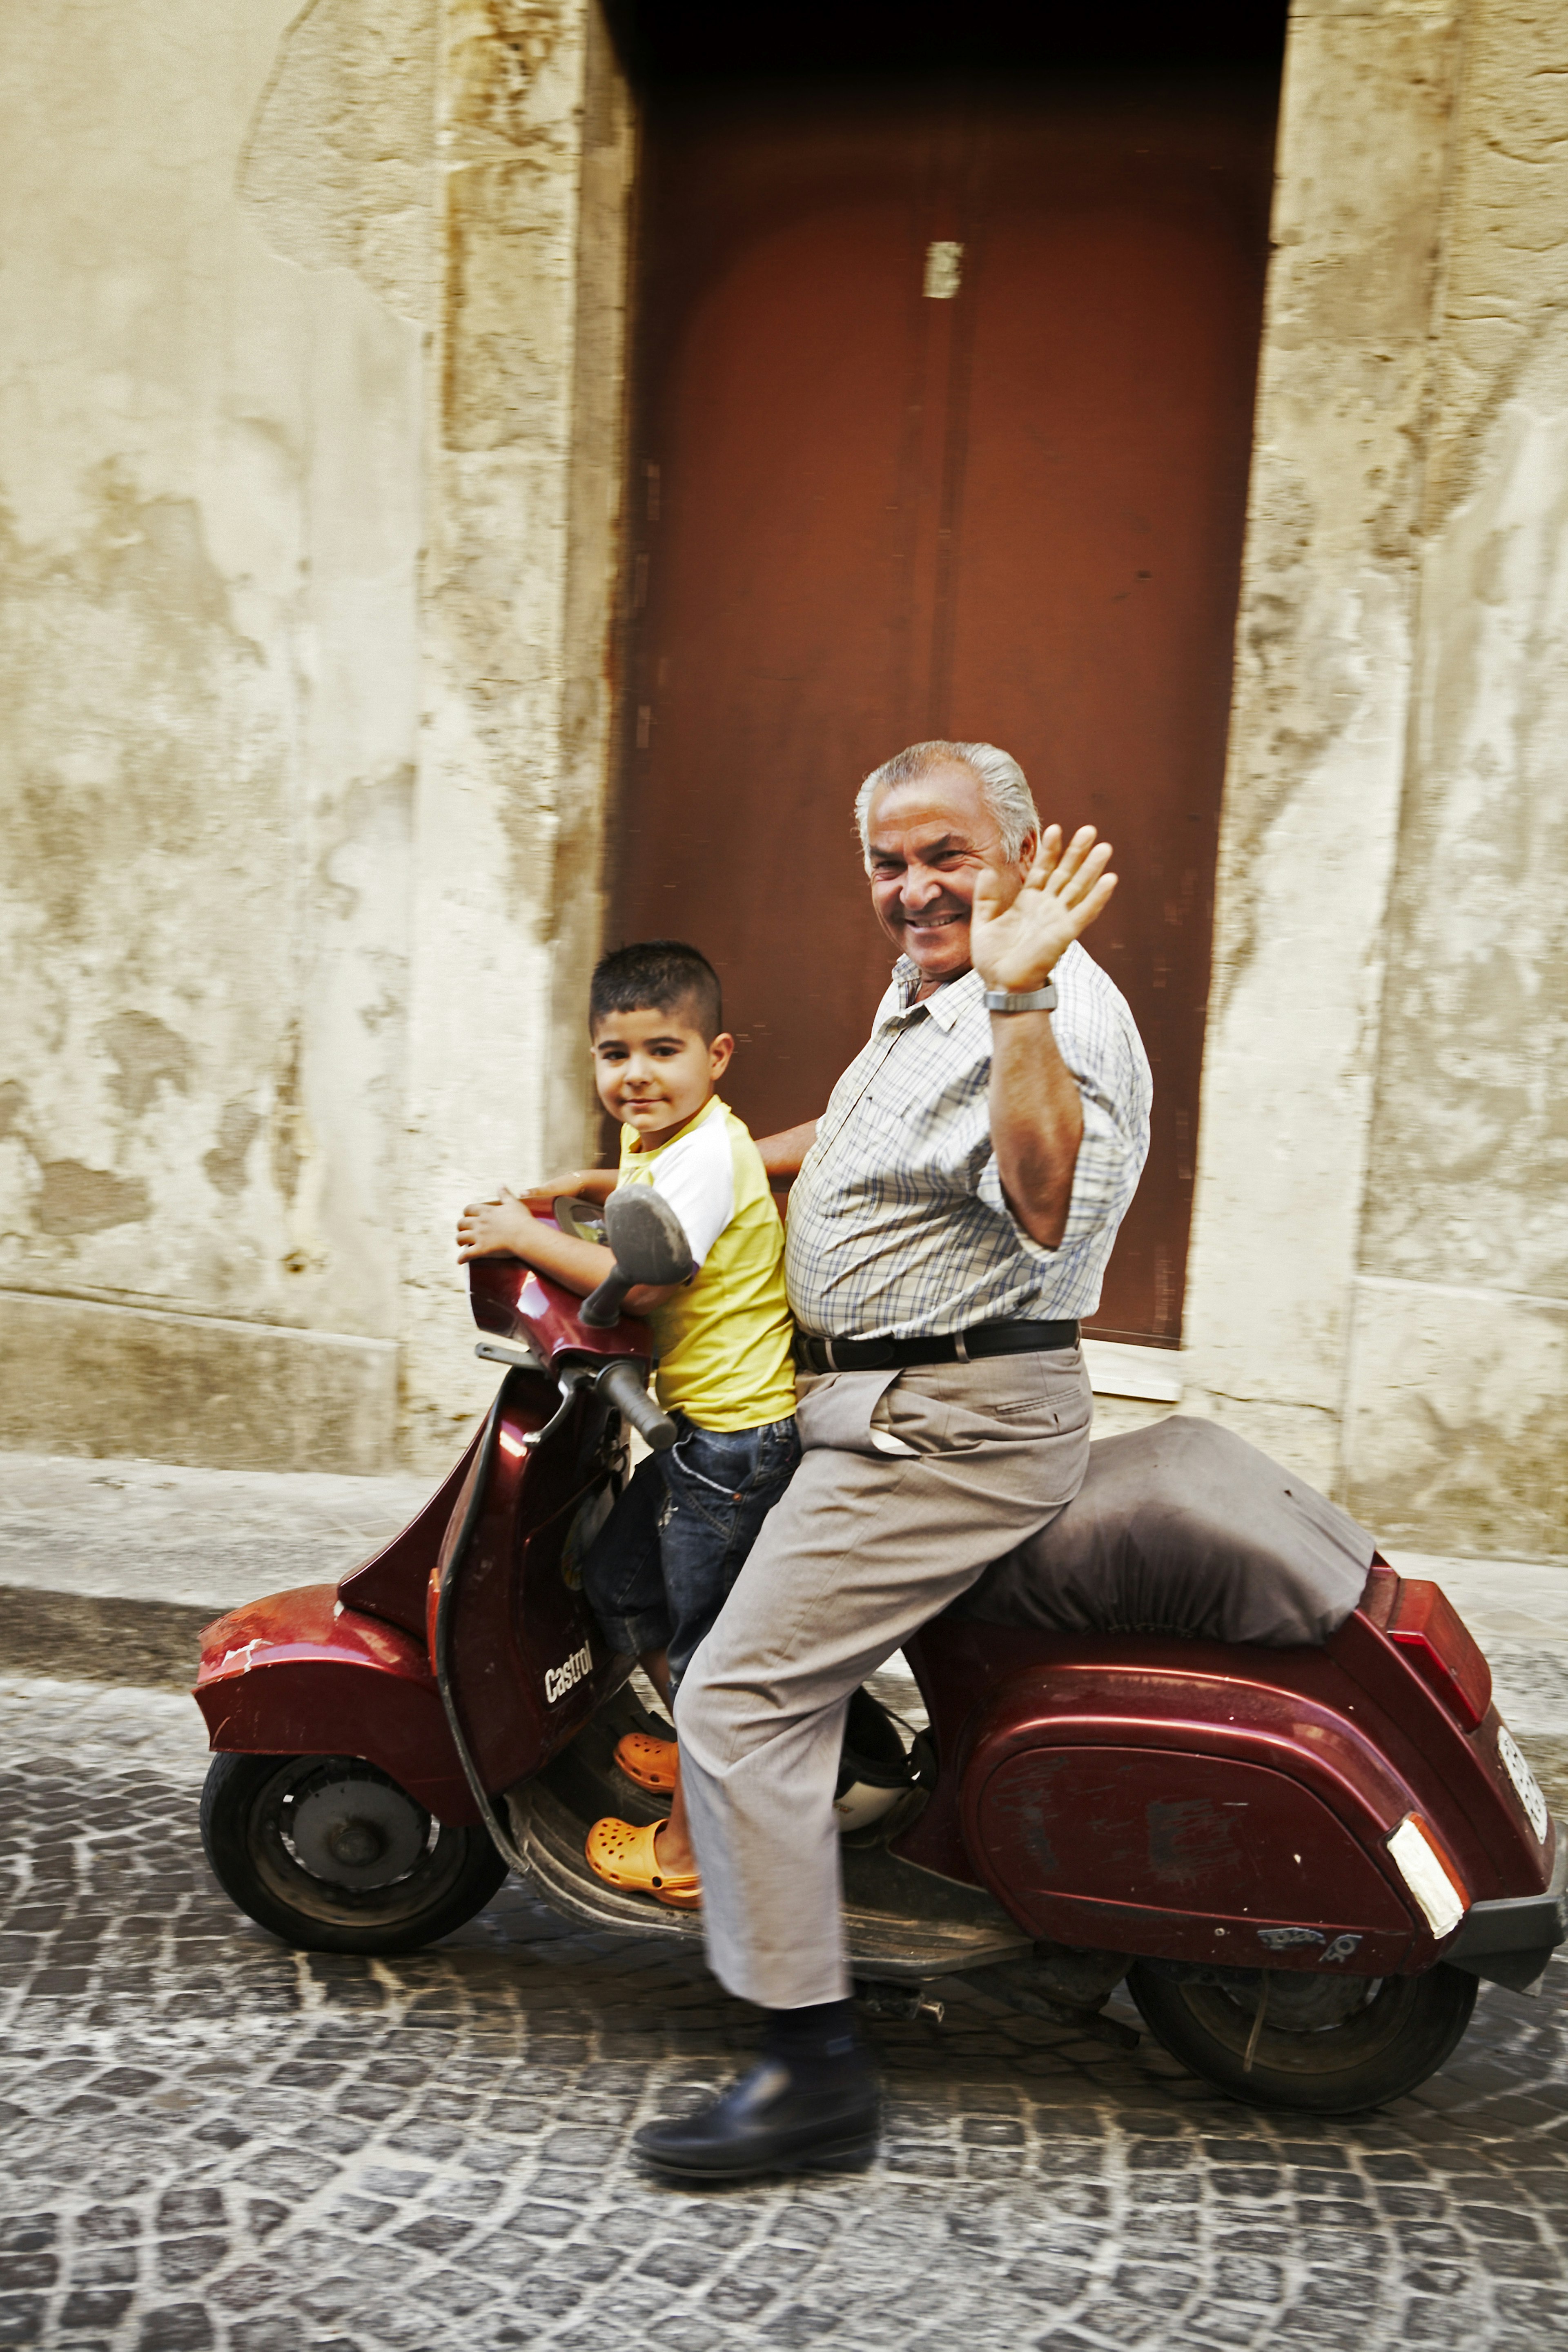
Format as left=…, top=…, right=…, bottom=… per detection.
left=200, top=1752, right=509, bottom=1956
left=1127, top=1960, right=1478, bottom=2115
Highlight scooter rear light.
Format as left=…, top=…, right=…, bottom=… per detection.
left=1385, top=1578, right=1492, bottom=1731
left=1387, top=1813, right=1468, bottom=1940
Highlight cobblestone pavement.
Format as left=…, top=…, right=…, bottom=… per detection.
left=5, top=1676, right=1568, bottom=2352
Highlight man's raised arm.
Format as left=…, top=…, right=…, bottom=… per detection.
left=971, top=825, right=1117, bottom=1252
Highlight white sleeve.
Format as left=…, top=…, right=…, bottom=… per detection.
left=643, top=1117, right=735, bottom=1269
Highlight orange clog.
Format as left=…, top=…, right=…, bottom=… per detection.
left=615, top=1728, right=679, bottom=1794
left=585, top=1815, right=701, bottom=1910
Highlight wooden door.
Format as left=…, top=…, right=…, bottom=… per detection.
left=611, top=73, right=1276, bottom=1344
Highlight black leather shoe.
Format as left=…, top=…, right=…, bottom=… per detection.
left=635, top=2057, right=880, bottom=2182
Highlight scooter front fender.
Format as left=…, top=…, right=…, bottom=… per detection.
left=193, top=1585, right=478, bottom=1826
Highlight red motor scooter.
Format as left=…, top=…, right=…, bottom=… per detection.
left=195, top=1194, right=1567, bottom=2115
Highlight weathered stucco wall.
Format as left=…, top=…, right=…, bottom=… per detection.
left=1345, top=0, right=1568, bottom=1554
left=399, top=0, right=633, bottom=1468
left=0, top=0, right=630, bottom=1472
left=1181, top=0, right=1468, bottom=1488
left=1183, top=0, right=1565, bottom=1557
left=0, top=0, right=432, bottom=1466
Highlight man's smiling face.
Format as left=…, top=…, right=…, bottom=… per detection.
left=865, top=760, right=1033, bottom=987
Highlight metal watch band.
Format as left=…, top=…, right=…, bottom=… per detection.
left=982, top=982, right=1057, bottom=1014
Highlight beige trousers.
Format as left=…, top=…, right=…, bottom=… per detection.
left=673, top=1348, right=1094, bottom=2009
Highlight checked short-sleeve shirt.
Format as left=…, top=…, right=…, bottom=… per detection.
left=784, top=940, right=1152, bottom=1340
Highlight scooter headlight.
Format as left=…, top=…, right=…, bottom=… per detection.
left=1387, top=1813, right=1468, bottom=1940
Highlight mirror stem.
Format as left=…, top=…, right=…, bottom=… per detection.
left=581, top=1267, right=634, bottom=1329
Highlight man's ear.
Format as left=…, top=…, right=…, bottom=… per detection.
left=1018, top=828, right=1040, bottom=875
left=708, top=1032, right=736, bottom=1082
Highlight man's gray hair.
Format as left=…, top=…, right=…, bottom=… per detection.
left=855, top=740, right=1041, bottom=863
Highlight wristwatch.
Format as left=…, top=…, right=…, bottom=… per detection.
left=983, top=982, right=1057, bottom=1014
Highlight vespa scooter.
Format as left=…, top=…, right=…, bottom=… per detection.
left=195, top=1192, right=1568, bottom=2115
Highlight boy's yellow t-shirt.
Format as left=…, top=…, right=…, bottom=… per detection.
left=614, top=1094, right=797, bottom=1433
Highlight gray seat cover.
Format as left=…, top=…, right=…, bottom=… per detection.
left=956, top=1415, right=1375, bottom=1648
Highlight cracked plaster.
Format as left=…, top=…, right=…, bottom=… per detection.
left=0, top=0, right=427, bottom=1467
left=1182, top=0, right=1565, bottom=1557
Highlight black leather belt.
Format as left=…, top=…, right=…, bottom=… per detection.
left=794, top=1319, right=1080, bottom=1373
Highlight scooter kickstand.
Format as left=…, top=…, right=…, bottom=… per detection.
left=853, top=1979, right=946, bottom=2027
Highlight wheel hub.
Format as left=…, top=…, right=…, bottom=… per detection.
left=1243, top=1972, right=1373, bottom=2033
left=289, top=1776, right=428, bottom=1889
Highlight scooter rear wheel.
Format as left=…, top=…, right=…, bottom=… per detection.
left=1127, top=1961, right=1477, bottom=2115
left=200, top=1752, right=509, bottom=1956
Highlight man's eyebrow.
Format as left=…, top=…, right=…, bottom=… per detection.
left=868, top=832, right=969, bottom=861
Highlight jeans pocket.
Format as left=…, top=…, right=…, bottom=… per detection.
left=752, top=1416, right=801, bottom=1485
left=674, top=1424, right=799, bottom=1547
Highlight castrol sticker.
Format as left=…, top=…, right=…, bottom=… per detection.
left=544, top=1639, right=593, bottom=1706
left=1498, top=1725, right=1550, bottom=1843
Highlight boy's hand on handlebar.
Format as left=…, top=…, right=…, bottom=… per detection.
left=457, top=1188, right=536, bottom=1261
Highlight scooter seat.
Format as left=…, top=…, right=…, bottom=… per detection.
left=957, top=1416, right=1374, bottom=1648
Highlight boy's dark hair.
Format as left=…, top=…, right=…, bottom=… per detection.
left=589, top=940, right=723, bottom=1042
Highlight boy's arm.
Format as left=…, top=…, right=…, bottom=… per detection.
left=456, top=1189, right=681, bottom=1314
left=753, top=1118, right=822, bottom=1180
left=514, top=1166, right=617, bottom=1210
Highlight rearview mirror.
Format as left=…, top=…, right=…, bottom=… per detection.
left=580, top=1187, right=695, bottom=1327
left=605, top=1187, right=695, bottom=1287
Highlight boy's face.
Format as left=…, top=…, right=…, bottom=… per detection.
left=590, top=1003, right=734, bottom=1149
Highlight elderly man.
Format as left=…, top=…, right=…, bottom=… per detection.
left=639, top=739, right=1152, bottom=2180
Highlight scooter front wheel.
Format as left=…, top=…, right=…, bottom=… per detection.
left=1127, top=1960, right=1477, bottom=2115
left=200, top=1752, right=509, bottom=1956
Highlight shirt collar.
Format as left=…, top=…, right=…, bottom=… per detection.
left=889, top=958, right=983, bottom=1033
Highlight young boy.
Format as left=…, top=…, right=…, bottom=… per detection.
left=455, top=940, right=799, bottom=1910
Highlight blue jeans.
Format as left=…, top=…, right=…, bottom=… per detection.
left=579, top=1412, right=801, bottom=1694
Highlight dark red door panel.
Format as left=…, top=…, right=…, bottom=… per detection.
left=614, top=76, right=1276, bottom=1341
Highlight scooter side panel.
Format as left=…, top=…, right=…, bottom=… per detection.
left=975, top=1742, right=1417, bottom=1973
left=957, top=1654, right=1440, bottom=1970
left=893, top=1618, right=1013, bottom=1884
left=911, top=1597, right=1555, bottom=1922
left=337, top=1423, right=486, bottom=1643
left=338, top=1363, right=563, bottom=1644
left=193, top=1586, right=477, bottom=1826
left=434, top=1385, right=625, bottom=1793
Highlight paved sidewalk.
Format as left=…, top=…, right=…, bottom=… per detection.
left=3, top=1670, right=1568, bottom=2352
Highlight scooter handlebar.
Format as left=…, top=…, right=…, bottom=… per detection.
left=596, top=1357, right=677, bottom=1452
